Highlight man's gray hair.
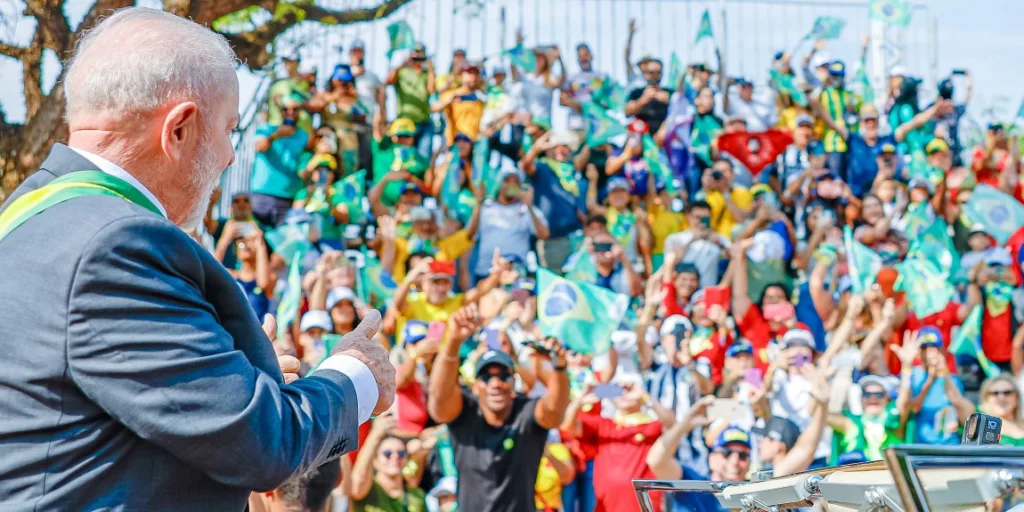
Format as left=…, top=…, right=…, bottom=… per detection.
left=64, top=7, right=237, bottom=120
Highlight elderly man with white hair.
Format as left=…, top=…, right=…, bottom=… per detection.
left=0, top=8, right=395, bottom=511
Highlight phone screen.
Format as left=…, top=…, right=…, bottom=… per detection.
left=707, top=399, right=748, bottom=423
left=699, top=217, right=712, bottom=229
left=594, top=242, right=613, bottom=253
left=483, top=328, right=501, bottom=350
left=593, top=383, right=624, bottom=399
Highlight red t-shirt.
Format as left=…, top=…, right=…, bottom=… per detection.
left=662, top=281, right=688, bottom=318
left=689, top=329, right=733, bottom=385
left=982, top=306, right=1015, bottom=363
left=581, top=415, right=664, bottom=512
left=904, top=301, right=961, bottom=373
left=576, top=402, right=603, bottom=462
left=737, top=306, right=788, bottom=373
left=394, top=379, right=429, bottom=434
left=971, top=146, right=1010, bottom=187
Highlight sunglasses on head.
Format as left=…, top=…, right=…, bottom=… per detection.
left=381, top=449, right=409, bottom=459
left=715, top=448, right=750, bottom=461
left=862, top=391, right=887, bottom=400
left=988, top=389, right=1016, bottom=398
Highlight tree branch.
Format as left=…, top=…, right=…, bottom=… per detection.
left=222, top=0, right=413, bottom=69
left=189, top=0, right=277, bottom=26
left=0, top=42, right=26, bottom=60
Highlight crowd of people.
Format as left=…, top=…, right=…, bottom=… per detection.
left=186, top=18, right=1024, bottom=512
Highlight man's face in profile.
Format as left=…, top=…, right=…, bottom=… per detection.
left=577, top=46, right=592, bottom=69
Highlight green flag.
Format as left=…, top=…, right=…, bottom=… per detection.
left=746, top=258, right=793, bottom=304
left=536, top=268, right=629, bottom=355
left=563, top=250, right=598, bottom=283
left=869, top=0, right=912, bottom=27
left=441, top=148, right=464, bottom=215
left=503, top=44, right=537, bottom=73
left=642, top=134, right=673, bottom=190
left=843, top=225, right=882, bottom=293
left=854, top=58, right=875, bottom=103
left=949, top=306, right=1001, bottom=378
left=963, top=184, right=1024, bottom=244
left=807, top=16, right=845, bottom=40
left=472, top=137, right=499, bottom=197
left=907, top=219, right=960, bottom=280
left=695, top=9, right=713, bottom=44
left=266, top=221, right=313, bottom=267
left=334, top=170, right=366, bottom=224
left=582, top=101, right=627, bottom=147
left=667, top=52, right=684, bottom=89
left=1016, top=99, right=1024, bottom=122
left=386, top=20, right=416, bottom=58
left=894, top=259, right=956, bottom=319
left=358, top=255, right=398, bottom=309
left=275, top=256, right=303, bottom=338
left=769, top=70, right=808, bottom=107
left=592, top=79, right=626, bottom=112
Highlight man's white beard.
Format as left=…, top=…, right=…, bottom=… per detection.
left=180, top=140, right=222, bottom=230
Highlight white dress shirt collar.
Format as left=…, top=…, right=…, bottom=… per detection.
left=69, top=147, right=168, bottom=218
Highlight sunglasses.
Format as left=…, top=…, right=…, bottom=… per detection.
left=862, top=117, right=879, bottom=123
left=381, top=449, right=409, bottom=459
left=282, top=107, right=299, bottom=113
left=862, top=391, right=887, bottom=400
left=988, top=389, right=1016, bottom=398
left=478, top=370, right=514, bottom=383
left=232, top=198, right=249, bottom=205
left=715, top=449, right=751, bottom=461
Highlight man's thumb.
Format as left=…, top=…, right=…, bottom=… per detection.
left=353, top=309, right=382, bottom=341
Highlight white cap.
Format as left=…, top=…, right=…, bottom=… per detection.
left=890, top=64, right=908, bottom=77
left=747, top=230, right=786, bottom=263
left=298, top=62, right=317, bottom=75
left=300, top=310, right=333, bottom=332
left=810, top=53, right=832, bottom=69
left=659, top=315, right=694, bottom=337
left=326, top=287, right=360, bottom=310
left=428, top=476, right=457, bottom=498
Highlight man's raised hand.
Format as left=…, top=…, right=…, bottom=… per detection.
left=331, top=310, right=397, bottom=415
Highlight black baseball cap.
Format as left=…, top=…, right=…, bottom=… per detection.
left=753, top=416, right=802, bottom=450
left=475, top=349, right=515, bottom=377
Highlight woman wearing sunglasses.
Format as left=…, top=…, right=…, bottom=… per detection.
left=349, top=411, right=428, bottom=511
left=976, top=375, right=1024, bottom=446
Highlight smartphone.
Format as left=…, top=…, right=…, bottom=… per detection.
left=707, top=399, right=748, bottom=423
left=481, top=328, right=500, bottom=350
left=593, top=383, right=624, bottom=399
left=282, top=117, right=297, bottom=127
left=593, top=242, right=613, bottom=253
left=524, top=339, right=551, bottom=356
left=699, top=216, right=712, bottom=229
left=422, top=197, right=438, bottom=210
left=951, top=69, right=966, bottom=76
left=672, top=323, right=691, bottom=343
left=763, top=302, right=795, bottom=322
left=316, top=169, right=328, bottom=186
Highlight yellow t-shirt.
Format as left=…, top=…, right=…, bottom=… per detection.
left=648, top=203, right=685, bottom=255
left=397, top=293, right=465, bottom=345
left=441, top=88, right=485, bottom=145
left=703, top=187, right=753, bottom=238
left=391, top=230, right=474, bottom=283
left=535, top=443, right=572, bottom=510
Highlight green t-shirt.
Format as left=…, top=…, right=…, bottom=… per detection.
left=293, top=185, right=343, bottom=240
left=838, top=405, right=904, bottom=461
left=352, top=482, right=427, bottom=512
left=372, top=137, right=429, bottom=205
left=250, top=124, right=310, bottom=199
left=396, top=67, right=430, bottom=123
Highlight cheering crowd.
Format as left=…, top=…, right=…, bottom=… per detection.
left=187, top=17, right=1024, bottom=512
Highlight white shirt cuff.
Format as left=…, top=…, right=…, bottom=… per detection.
left=316, top=355, right=378, bottom=425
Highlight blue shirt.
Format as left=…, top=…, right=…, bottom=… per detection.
left=910, top=367, right=964, bottom=445
left=671, top=466, right=728, bottom=512
left=237, top=278, right=270, bottom=320
left=844, top=134, right=896, bottom=197
left=531, top=160, right=584, bottom=238
left=250, top=124, right=310, bottom=199
left=795, top=282, right=827, bottom=352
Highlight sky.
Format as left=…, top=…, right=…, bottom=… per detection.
left=2, top=0, right=1023, bottom=131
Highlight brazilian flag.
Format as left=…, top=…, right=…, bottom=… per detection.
left=536, top=268, right=629, bottom=355
left=335, top=170, right=366, bottom=224
left=358, top=255, right=398, bottom=309
left=503, top=44, right=537, bottom=73
left=769, top=70, right=808, bottom=107
left=843, top=226, right=882, bottom=294
left=275, top=256, right=303, bottom=338
left=642, top=134, right=674, bottom=191
left=582, top=101, right=626, bottom=147
left=949, top=306, right=1001, bottom=378
left=386, top=21, right=416, bottom=58
left=592, top=79, right=626, bottom=112
left=265, top=221, right=314, bottom=267
left=667, top=53, right=684, bottom=89
left=963, top=184, right=1024, bottom=244
left=869, top=0, right=912, bottom=27
left=807, top=16, right=845, bottom=40
left=894, top=259, right=956, bottom=319
left=906, top=219, right=959, bottom=280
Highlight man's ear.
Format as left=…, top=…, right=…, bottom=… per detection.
left=160, top=101, right=200, bottom=161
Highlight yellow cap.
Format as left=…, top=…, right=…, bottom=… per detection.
left=925, top=138, right=950, bottom=155
left=389, top=118, right=417, bottom=137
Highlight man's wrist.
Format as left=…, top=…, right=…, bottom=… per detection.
left=316, top=354, right=379, bottom=424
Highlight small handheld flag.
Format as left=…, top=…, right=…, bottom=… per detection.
left=806, top=16, right=845, bottom=40
left=386, top=21, right=416, bottom=58
left=695, top=10, right=714, bottom=45
left=869, top=0, right=912, bottom=27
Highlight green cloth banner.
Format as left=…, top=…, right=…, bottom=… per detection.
left=949, top=306, right=1001, bottom=378
left=536, top=268, right=629, bottom=355
left=386, top=20, right=416, bottom=58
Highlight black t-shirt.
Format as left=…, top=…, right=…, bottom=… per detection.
left=627, top=86, right=674, bottom=133
left=448, top=388, right=547, bottom=512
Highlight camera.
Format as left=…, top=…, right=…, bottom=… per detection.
left=962, top=412, right=1002, bottom=445
left=711, top=170, right=725, bottom=181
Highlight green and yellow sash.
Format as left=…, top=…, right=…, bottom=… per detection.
left=0, top=170, right=163, bottom=242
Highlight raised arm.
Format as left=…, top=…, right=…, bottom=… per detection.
left=532, top=337, right=571, bottom=429
left=729, top=237, right=756, bottom=319
left=428, top=304, right=480, bottom=424
left=348, top=412, right=396, bottom=500
left=646, top=396, right=714, bottom=479
left=773, top=365, right=829, bottom=477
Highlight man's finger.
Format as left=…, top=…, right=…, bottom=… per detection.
left=262, top=314, right=277, bottom=341
left=278, top=355, right=301, bottom=375
left=283, top=373, right=300, bottom=384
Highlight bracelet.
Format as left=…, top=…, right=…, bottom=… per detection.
left=553, top=363, right=567, bottom=371
left=441, top=354, right=461, bottom=363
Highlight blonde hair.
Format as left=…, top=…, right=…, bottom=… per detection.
left=980, top=374, right=1022, bottom=422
